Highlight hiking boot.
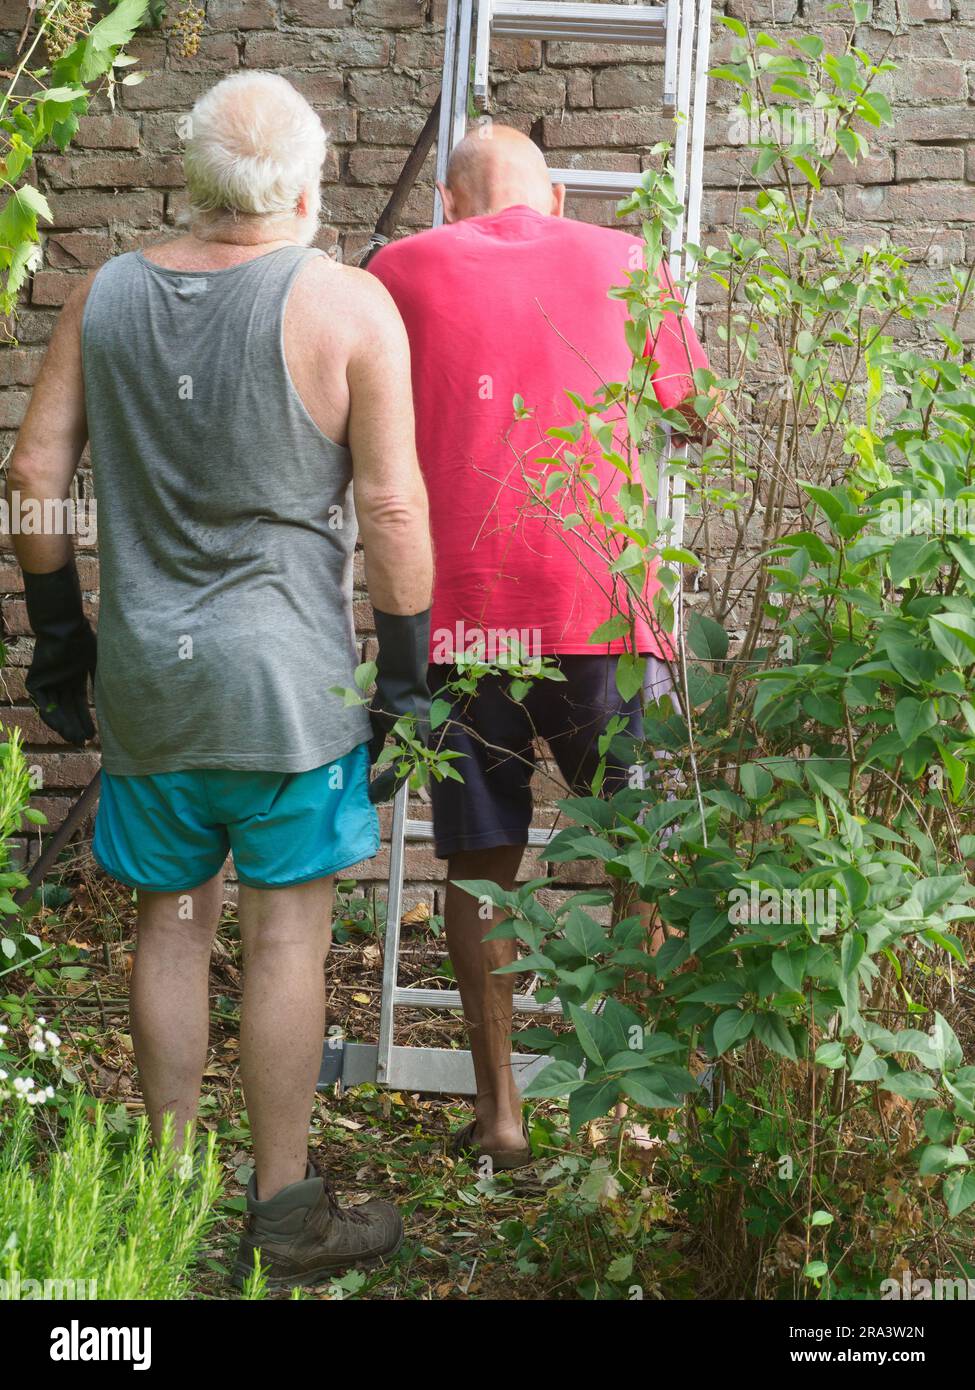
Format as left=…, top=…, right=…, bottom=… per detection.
left=231, top=1161, right=403, bottom=1291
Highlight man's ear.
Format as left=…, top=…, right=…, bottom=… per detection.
left=437, top=179, right=459, bottom=224
left=296, top=186, right=310, bottom=220
left=551, top=183, right=567, bottom=218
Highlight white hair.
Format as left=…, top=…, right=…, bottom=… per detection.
left=184, top=72, right=327, bottom=237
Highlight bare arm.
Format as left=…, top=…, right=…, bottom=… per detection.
left=6, top=276, right=93, bottom=573
left=346, top=275, right=433, bottom=616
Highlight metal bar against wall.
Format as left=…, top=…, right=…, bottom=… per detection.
left=662, top=0, right=680, bottom=114
left=683, top=0, right=713, bottom=323
left=452, top=0, right=476, bottom=154
left=473, top=0, right=494, bottom=108
left=375, top=781, right=409, bottom=1083
left=434, top=0, right=462, bottom=226
left=490, top=3, right=667, bottom=43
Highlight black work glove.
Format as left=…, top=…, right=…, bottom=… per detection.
left=367, top=606, right=431, bottom=804
left=24, top=560, right=97, bottom=746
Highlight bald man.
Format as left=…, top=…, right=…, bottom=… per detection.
left=369, top=126, right=713, bottom=1168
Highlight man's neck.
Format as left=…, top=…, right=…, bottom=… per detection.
left=140, top=231, right=303, bottom=272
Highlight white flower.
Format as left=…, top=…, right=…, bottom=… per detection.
left=37, top=1018, right=46, bottom=1026
left=45, top=1085, right=54, bottom=1099
left=30, top=1040, right=46, bottom=1054
left=44, top=1031, right=61, bottom=1048
left=0, top=1023, right=8, bottom=1036
left=13, top=1077, right=29, bottom=1095
left=0, top=1069, right=6, bottom=1081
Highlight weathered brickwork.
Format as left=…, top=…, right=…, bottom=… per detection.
left=0, top=0, right=973, bottom=905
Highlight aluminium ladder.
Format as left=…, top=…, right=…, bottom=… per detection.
left=319, top=0, right=712, bottom=1096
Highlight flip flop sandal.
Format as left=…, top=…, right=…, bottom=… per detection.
left=447, top=1119, right=535, bottom=1171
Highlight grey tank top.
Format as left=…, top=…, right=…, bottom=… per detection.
left=82, top=244, right=371, bottom=775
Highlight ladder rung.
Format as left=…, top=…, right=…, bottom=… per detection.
left=550, top=166, right=640, bottom=198
left=324, top=1041, right=556, bottom=1094
left=404, top=817, right=556, bottom=848
left=476, top=2, right=669, bottom=106
left=394, top=985, right=562, bottom=1014
left=490, top=2, right=668, bottom=43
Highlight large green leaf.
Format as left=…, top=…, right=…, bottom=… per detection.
left=522, top=1060, right=584, bottom=1099
left=686, top=611, right=729, bottom=662
left=894, top=696, right=937, bottom=748
left=713, top=1008, right=754, bottom=1055
left=930, top=613, right=975, bottom=668
left=944, top=1170, right=975, bottom=1218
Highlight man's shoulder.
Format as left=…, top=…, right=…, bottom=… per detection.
left=297, top=253, right=395, bottom=308
left=368, top=223, right=462, bottom=282
left=555, top=216, right=644, bottom=256
left=293, top=255, right=408, bottom=348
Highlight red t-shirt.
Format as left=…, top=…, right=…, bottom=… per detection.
left=369, top=206, right=708, bottom=662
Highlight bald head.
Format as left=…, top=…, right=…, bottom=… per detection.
left=439, top=124, right=565, bottom=223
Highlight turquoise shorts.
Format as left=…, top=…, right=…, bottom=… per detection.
left=92, top=743, right=379, bottom=892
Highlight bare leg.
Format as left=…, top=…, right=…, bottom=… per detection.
left=130, top=873, right=224, bottom=1146
left=445, top=844, right=526, bottom=1152
left=238, top=877, right=334, bottom=1201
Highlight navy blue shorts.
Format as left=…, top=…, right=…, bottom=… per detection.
left=426, top=655, right=675, bottom=858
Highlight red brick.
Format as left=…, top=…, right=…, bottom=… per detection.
left=73, top=116, right=141, bottom=150
left=359, top=110, right=429, bottom=145
left=243, top=34, right=330, bottom=67
left=821, top=153, right=894, bottom=186
left=541, top=111, right=673, bottom=149
left=355, top=0, right=424, bottom=26
left=547, top=41, right=667, bottom=67
left=592, top=65, right=661, bottom=108
left=0, top=390, right=28, bottom=427
left=902, top=0, right=950, bottom=16
left=348, top=71, right=418, bottom=107
left=120, top=73, right=212, bottom=111
left=0, top=310, right=58, bottom=344
left=495, top=72, right=567, bottom=108
left=896, top=146, right=966, bottom=182
left=348, top=146, right=416, bottom=186
left=281, top=0, right=352, bottom=25
left=890, top=61, right=967, bottom=102
left=38, top=155, right=183, bottom=190
left=205, top=0, right=277, bottom=31
left=31, top=272, right=81, bottom=307
left=565, top=71, right=593, bottom=108
left=0, top=707, right=90, bottom=750
left=844, top=181, right=975, bottom=224
left=0, top=667, right=28, bottom=701
left=46, top=191, right=164, bottom=229
left=285, top=72, right=347, bottom=108
left=170, top=34, right=241, bottom=74
left=3, top=596, right=97, bottom=637
left=889, top=108, right=975, bottom=143
left=0, top=349, right=43, bottom=386
left=30, top=752, right=102, bottom=790
left=46, top=233, right=112, bottom=270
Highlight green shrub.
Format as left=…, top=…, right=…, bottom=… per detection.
left=0, top=1095, right=220, bottom=1300
left=467, top=5, right=975, bottom=1298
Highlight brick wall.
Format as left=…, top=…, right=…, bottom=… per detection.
left=0, top=0, right=973, bottom=907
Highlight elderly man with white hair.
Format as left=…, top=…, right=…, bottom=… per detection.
left=7, top=71, right=432, bottom=1289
